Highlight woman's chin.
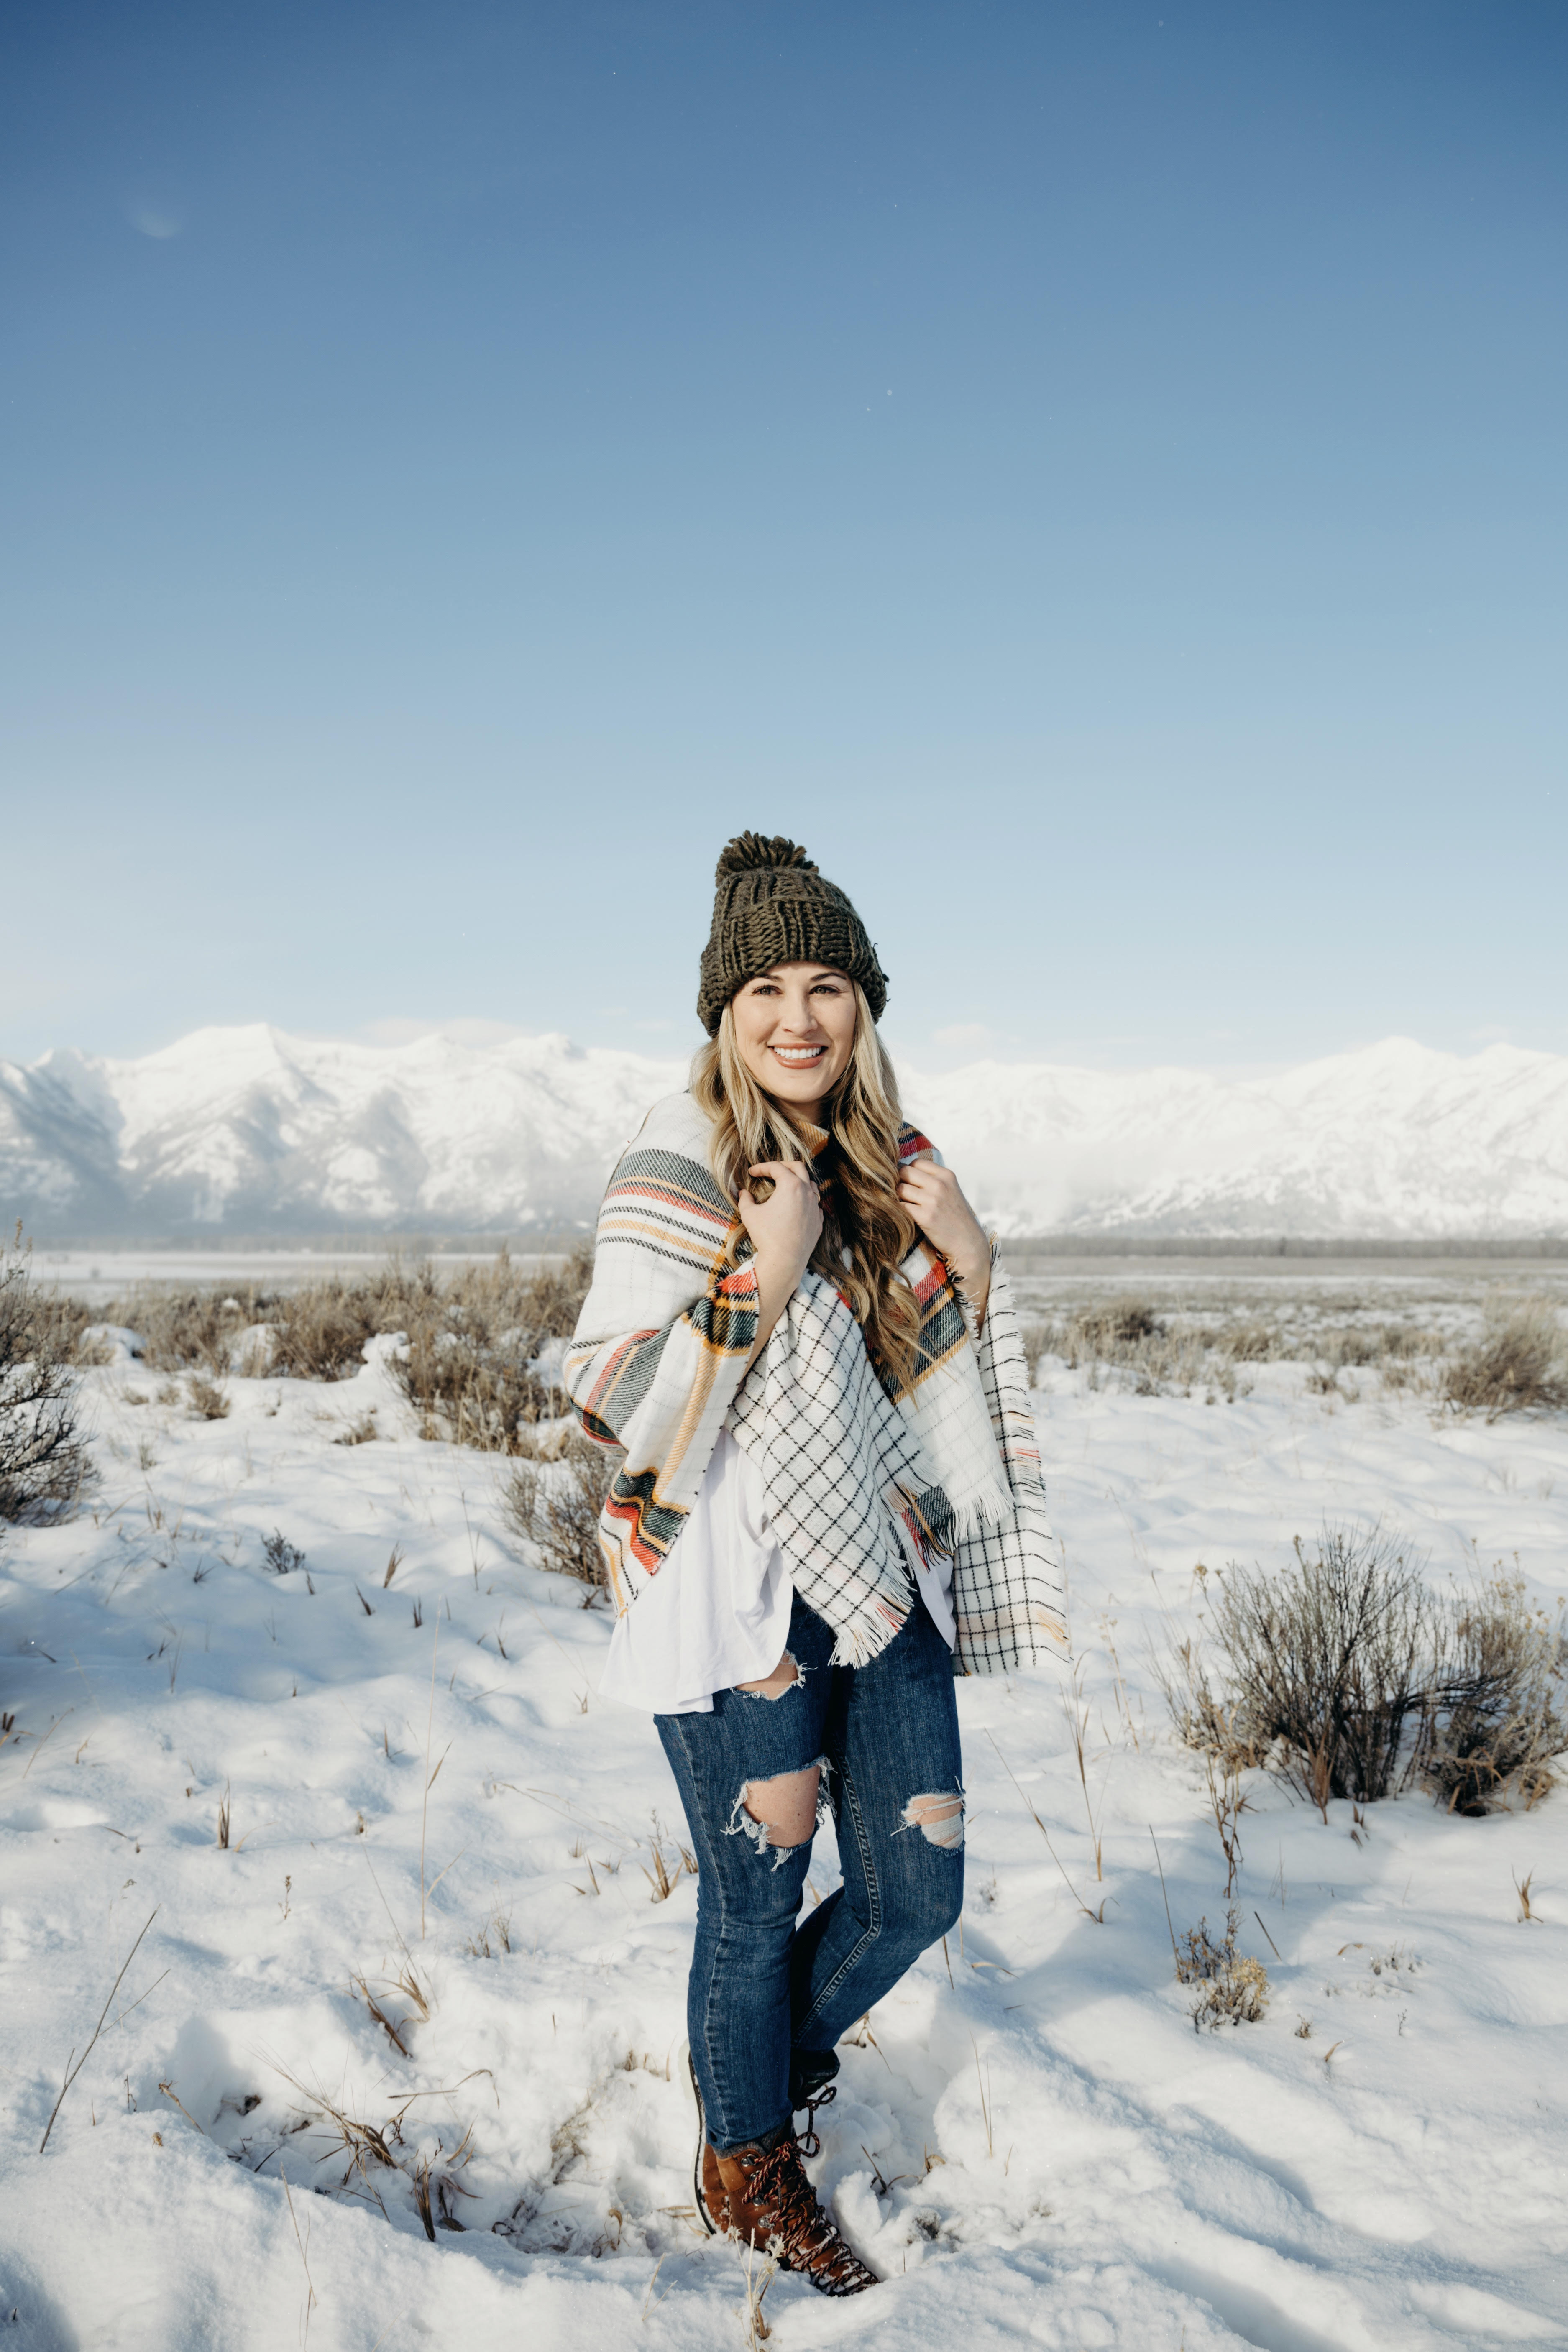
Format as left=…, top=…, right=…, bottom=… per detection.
left=758, top=1064, right=837, bottom=1107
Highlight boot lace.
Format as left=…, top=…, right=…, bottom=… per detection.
left=747, top=2137, right=836, bottom=2255
left=795, top=2081, right=836, bottom=2159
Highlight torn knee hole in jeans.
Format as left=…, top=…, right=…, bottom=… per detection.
left=726, top=1756, right=833, bottom=1869
left=901, top=1789, right=966, bottom=1850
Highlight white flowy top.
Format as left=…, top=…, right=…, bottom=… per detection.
left=599, top=1426, right=958, bottom=1716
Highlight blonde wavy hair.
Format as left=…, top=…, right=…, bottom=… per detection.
left=691, top=981, right=923, bottom=1391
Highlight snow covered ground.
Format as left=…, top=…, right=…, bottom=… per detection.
left=2, top=1323, right=1566, bottom=2350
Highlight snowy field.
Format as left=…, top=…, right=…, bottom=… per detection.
left=3, top=1308, right=1566, bottom=2351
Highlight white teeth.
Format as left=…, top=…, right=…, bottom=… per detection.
left=772, top=1048, right=824, bottom=1062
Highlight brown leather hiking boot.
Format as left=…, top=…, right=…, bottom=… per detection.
left=699, top=2140, right=728, bottom=2234
left=714, top=2130, right=878, bottom=2296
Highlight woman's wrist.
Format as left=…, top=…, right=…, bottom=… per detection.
left=947, top=1243, right=991, bottom=1324
left=750, top=1239, right=810, bottom=1291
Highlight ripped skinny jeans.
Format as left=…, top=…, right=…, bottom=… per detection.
left=656, top=1586, right=964, bottom=2154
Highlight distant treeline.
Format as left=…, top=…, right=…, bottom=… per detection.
left=23, top=1227, right=1568, bottom=1263
left=998, top=1235, right=1568, bottom=1263
left=25, top=1230, right=591, bottom=1258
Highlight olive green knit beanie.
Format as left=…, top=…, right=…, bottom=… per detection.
left=696, top=833, right=888, bottom=1036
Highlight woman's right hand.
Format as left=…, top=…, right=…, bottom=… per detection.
left=736, top=1160, right=822, bottom=1288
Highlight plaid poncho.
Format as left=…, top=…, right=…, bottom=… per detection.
left=563, top=1090, right=1070, bottom=1676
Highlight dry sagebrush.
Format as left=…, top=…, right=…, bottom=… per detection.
left=83, top=1242, right=596, bottom=1453
left=1167, top=1523, right=1567, bottom=1816
left=501, top=1429, right=622, bottom=1588
left=1422, top=1572, right=1567, bottom=1814
left=1443, top=1299, right=1568, bottom=1419
left=1027, top=1293, right=1467, bottom=1405
left=0, top=1230, right=88, bottom=1523
left=1175, top=1907, right=1270, bottom=2030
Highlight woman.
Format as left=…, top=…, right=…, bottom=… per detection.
left=565, top=835, right=1067, bottom=2296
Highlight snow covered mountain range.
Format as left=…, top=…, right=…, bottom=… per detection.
left=2, top=1024, right=1565, bottom=1240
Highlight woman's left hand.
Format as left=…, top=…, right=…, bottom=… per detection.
left=897, top=1159, right=992, bottom=1328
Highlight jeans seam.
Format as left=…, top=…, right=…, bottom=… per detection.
left=796, top=1751, right=882, bottom=2033
left=665, top=1712, right=737, bottom=2149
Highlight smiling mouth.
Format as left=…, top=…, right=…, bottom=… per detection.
left=770, top=1044, right=827, bottom=1067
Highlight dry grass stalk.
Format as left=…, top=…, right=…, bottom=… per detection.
left=972, top=2038, right=995, bottom=2159
left=38, top=1908, right=159, bottom=2151
left=158, top=2078, right=207, bottom=2134
left=1205, top=1752, right=1248, bottom=1898
left=1149, top=1828, right=1181, bottom=1970
left=419, top=1625, right=445, bottom=1940
left=22, top=1707, right=75, bottom=1781
left=465, top=1909, right=512, bottom=1959
left=1515, top=1869, right=1537, bottom=1922
left=279, top=2164, right=319, bottom=2347
left=351, top=1975, right=412, bottom=2058
left=987, top=1729, right=1107, bottom=1922
left=642, top=1841, right=696, bottom=1902
left=1062, top=1660, right=1107, bottom=1882
left=741, top=2240, right=777, bottom=2349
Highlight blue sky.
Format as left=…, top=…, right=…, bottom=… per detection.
left=3, top=0, right=1564, bottom=1073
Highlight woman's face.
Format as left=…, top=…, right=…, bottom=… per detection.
left=730, top=963, right=857, bottom=1109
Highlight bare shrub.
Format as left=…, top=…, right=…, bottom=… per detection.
left=1183, top=1524, right=1436, bottom=1813
left=187, top=1372, right=231, bottom=1421
left=1444, top=1300, right=1568, bottom=1419
left=1045, top=1299, right=1209, bottom=1398
left=501, top=1434, right=621, bottom=1587
left=0, top=1229, right=88, bottom=1524
left=87, top=1245, right=598, bottom=1455
left=1077, top=1299, right=1164, bottom=1349
left=1018, top=1320, right=1053, bottom=1381
left=114, top=1285, right=276, bottom=1373
left=1169, top=1526, right=1567, bottom=1818
left=1156, top=1637, right=1264, bottom=1774
left=31, top=1288, right=94, bottom=1362
left=1420, top=1573, right=1567, bottom=1814
left=262, top=1529, right=305, bottom=1576
left=394, top=1242, right=595, bottom=1450
left=1036, top=1292, right=1452, bottom=1401
left=269, top=1261, right=436, bottom=1381
left=1220, top=1321, right=1281, bottom=1363
left=1177, top=1908, right=1269, bottom=2029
